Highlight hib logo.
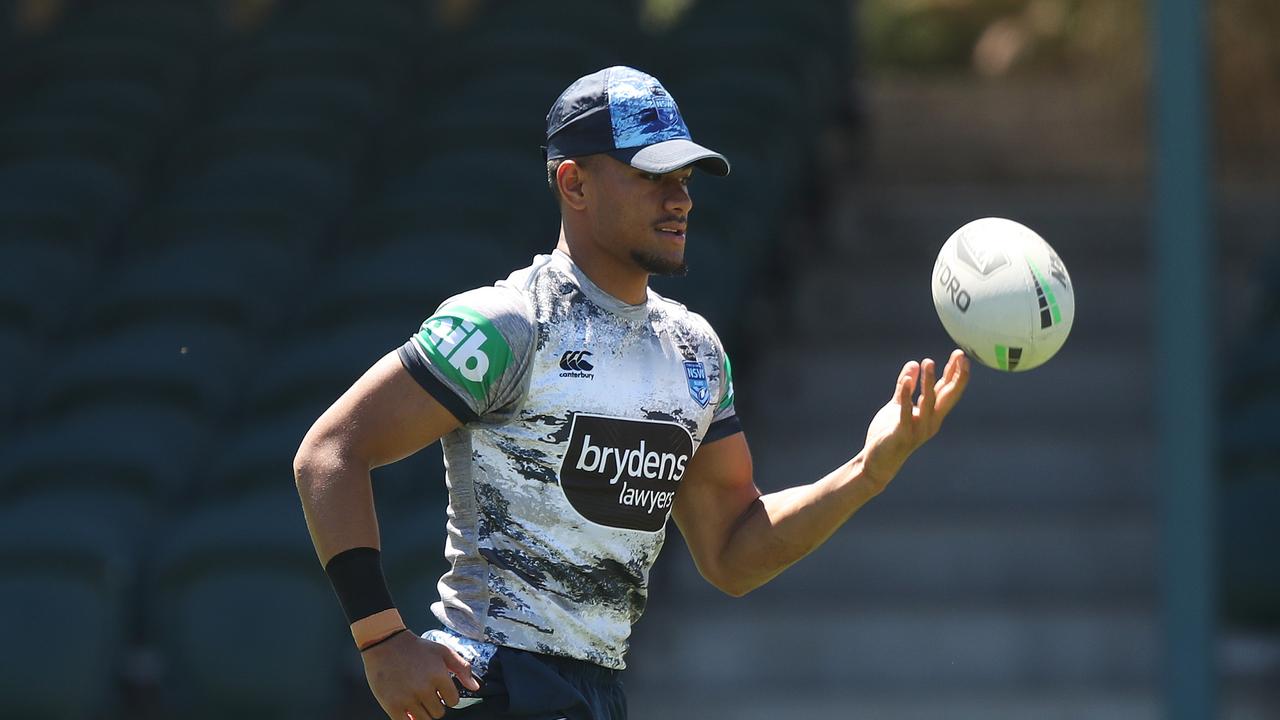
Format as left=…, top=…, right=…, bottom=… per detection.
left=413, top=309, right=510, bottom=403
left=957, top=234, right=1011, bottom=277
left=559, top=413, right=694, bottom=532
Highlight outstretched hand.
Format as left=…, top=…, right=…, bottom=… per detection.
left=861, top=349, right=970, bottom=494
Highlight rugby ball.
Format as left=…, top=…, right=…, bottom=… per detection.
left=931, top=217, right=1075, bottom=372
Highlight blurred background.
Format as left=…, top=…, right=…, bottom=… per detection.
left=0, top=0, right=1276, bottom=718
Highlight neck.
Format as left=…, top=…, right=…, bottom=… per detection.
left=555, top=225, right=649, bottom=305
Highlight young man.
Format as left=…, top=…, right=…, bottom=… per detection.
left=294, top=66, right=969, bottom=720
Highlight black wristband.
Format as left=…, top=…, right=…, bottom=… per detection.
left=324, top=547, right=395, bottom=624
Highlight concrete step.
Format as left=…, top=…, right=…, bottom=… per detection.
left=628, top=688, right=1160, bottom=720
left=789, top=259, right=1152, bottom=344
left=661, top=511, right=1157, bottom=606
left=628, top=603, right=1158, bottom=691
left=746, top=429, right=1155, bottom=512
left=747, top=343, right=1151, bottom=436
left=825, top=184, right=1151, bottom=262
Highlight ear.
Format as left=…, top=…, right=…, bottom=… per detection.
left=557, top=159, right=588, bottom=211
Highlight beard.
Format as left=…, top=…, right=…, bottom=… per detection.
left=631, top=248, right=688, bottom=277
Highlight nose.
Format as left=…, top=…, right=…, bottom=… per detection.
left=665, top=179, right=692, bottom=216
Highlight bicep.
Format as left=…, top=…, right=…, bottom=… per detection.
left=300, top=350, right=463, bottom=470
left=672, top=432, right=760, bottom=579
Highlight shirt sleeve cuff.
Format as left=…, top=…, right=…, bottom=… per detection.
left=396, top=343, right=479, bottom=424
left=702, top=414, right=743, bottom=445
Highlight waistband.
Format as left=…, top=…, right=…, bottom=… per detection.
left=526, top=647, right=622, bottom=684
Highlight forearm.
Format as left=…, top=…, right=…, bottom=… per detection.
left=294, top=436, right=383, bottom=565
left=716, top=451, right=884, bottom=596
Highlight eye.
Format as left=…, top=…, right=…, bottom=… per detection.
left=641, top=172, right=662, bottom=182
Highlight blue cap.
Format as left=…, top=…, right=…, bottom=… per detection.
left=545, top=66, right=730, bottom=176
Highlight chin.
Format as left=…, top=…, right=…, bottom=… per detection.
left=631, top=250, right=688, bottom=277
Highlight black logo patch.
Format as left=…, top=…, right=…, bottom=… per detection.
left=559, top=350, right=593, bottom=372
left=558, top=350, right=595, bottom=379
left=559, top=413, right=694, bottom=532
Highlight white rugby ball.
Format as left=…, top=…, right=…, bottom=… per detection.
left=931, top=217, right=1075, bottom=372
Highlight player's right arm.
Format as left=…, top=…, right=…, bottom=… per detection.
left=293, top=351, right=480, bottom=720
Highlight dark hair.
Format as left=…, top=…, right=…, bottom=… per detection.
left=546, top=155, right=595, bottom=205
left=546, top=158, right=566, bottom=201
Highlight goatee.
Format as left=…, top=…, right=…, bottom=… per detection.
left=631, top=250, right=688, bottom=277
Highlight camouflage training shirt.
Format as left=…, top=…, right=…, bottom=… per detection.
left=396, top=250, right=741, bottom=669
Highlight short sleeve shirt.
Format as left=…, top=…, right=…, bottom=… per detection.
left=396, top=250, right=740, bottom=669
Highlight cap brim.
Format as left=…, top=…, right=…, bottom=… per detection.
left=609, top=138, right=730, bottom=176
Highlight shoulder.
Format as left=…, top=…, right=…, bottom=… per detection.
left=648, top=288, right=724, bottom=350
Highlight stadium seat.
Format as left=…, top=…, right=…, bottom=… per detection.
left=226, top=74, right=383, bottom=132
left=0, top=326, right=38, bottom=427
left=431, top=27, right=622, bottom=94
left=0, top=496, right=135, bottom=720
left=0, top=158, right=136, bottom=232
left=172, top=113, right=369, bottom=184
left=0, top=234, right=94, bottom=336
left=85, top=238, right=300, bottom=336
left=244, top=317, right=417, bottom=421
left=317, top=232, right=532, bottom=327
left=147, top=490, right=348, bottom=719
left=24, top=34, right=200, bottom=102
left=0, top=111, right=159, bottom=177
left=386, top=71, right=572, bottom=174
left=201, top=407, right=320, bottom=500
left=275, top=0, right=424, bottom=51
left=168, top=150, right=352, bottom=220
left=31, top=322, right=248, bottom=421
left=23, top=78, right=171, bottom=132
left=128, top=203, right=324, bottom=263
left=214, top=29, right=407, bottom=104
left=202, top=403, right=447, bottom=513
left=58, top=0, right=223, bottom=50
left=375, top=147, right=557, bottom=242
left=1, top=403, right=210, bottom=504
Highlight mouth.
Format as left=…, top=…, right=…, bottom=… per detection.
left=655, top=224, right=687, bottom=241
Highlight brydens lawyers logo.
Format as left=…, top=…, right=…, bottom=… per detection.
left=558, top=413, right=694, bottom=532
left=559, top=350, right=595, bottom=379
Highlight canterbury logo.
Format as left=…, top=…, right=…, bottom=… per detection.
left=559, top=350, right=594, bottom=372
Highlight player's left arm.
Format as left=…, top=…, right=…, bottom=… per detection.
left=673, top=350, right=969, bottom=597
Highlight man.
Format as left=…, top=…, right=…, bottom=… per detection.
left=294, top=66, right=969, bottom=720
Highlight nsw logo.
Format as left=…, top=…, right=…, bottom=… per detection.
left=957, top=234, right=1011, bottom=277
left=684, top=360, right=710, bottom=407
left=558, top=413, right=694, bottom=532
left=558, top=350, right=595, bottom=379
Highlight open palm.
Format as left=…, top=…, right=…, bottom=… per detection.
left=862, top=349, right=970, bottom=493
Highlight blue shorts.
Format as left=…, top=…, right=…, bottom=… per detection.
left=430, top=632, right=626, bottom=720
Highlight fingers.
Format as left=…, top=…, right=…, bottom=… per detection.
left=918, top=358, right=937, bottom=427
left=436, top=675, right=461, bottom=708
left=442, top=647, right=480, bottom=692
left=896, top=361, right=918, bottom=424
left=934, top=350, right=970, bottom=419
left=415, top=696, right=445, bottom=719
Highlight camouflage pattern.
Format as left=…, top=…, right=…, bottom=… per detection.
left=399, top=251, right=737, bottom=669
